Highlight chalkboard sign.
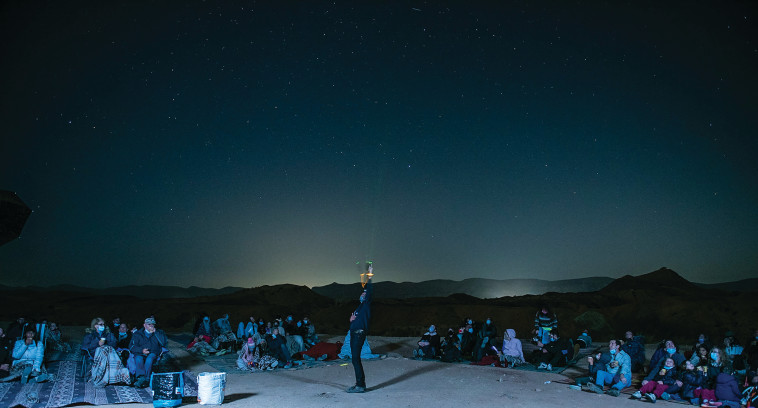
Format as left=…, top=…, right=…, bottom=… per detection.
left=150, top=372, right=184, bottom=408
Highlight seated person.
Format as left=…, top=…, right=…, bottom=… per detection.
left=460, top=324, right=476, bottom=359
left=236, top=337, right=258, bottom=371
left=649, top=339, right=685, bottom=374
left=535, top=330, right=573, bottom=371
left=691, top=344, right=710, bottom=367
left=45, top=322, right=71, bottom=353
left=0, top=328, right=11, bottom=378
left=84, top=317, right=130, bottom=387
left=634, top=357, right=678, bottom=402
left=302, top=317, right=319, bottom=348
left=476, top=318, right=498, bottom=361
left=265, top=327, right=292, bottom=369
left=187, top=334, right=219, bottom=356
left=584, top=339, right=632, bottom=396
left=5, top=317, right=29, bottom=342
left=115, top=323, right=132, bottom=366
left=1, top=329, right=47, bottom=383
left=692, top=333, right=711, bottom=355
left=620, top=330, right=645, bottom=373
left=212, top=314, right=237, bottom=351
left=722, top=331, right=746, bottom=373
left=283, top=315, right=305, bottom=354
left=82, top=318, right=117, bottom=357
left=575, top=329, right=592, bottom=348
left=441, top=328, right=462, bottom=362
left=672, top=360, right=706, bottom=403
left=498, top=328, right=525, bottom=367
left=414, top=324, right=440, bottom=359
left=128, top=317, right=168, bottom=388
left=714, top=369, right=742, bottom=408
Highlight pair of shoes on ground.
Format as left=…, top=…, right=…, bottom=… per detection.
left=346, top=385, right=366, bottom=393
left=537, top=362, right=553, bottom=371
left=700, top=400, right=723, bottom=408
left=581, top=382, right=603, bottom=394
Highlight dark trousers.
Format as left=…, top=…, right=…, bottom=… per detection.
left=350, top=330, right=367, bottom=387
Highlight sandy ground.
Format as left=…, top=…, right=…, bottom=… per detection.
left=77, top=332, right=653, bottom=408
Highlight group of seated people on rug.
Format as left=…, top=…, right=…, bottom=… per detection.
left=579, top=330, right=758, bottom=408
left=0, top=315, right=169, bottom=389
left=185, top=313, right=321, bottom=371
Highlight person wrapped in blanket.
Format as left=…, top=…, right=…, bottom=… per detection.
left=84, top=317, right=130, bottom=387
left=0, top=328, right=49, bottom=383
left=583, top=339, right=632, bottom=397
left=45, top=322, right=71, bottom=353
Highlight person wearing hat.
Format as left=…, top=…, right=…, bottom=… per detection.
left=346, top=265, right=374, bottom=393
left=128, top=317, right=167, bottom=388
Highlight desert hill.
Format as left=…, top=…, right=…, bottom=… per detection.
left=2, top=268, right=755, bottom=346
left=311, top=276, right=615, bottom=300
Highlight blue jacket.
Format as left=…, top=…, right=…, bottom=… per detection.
left=714, top=372, right=741, bottom=402
left=349, top=279, right=373, bottom=332
left=12, top=339, right=44, bottom=371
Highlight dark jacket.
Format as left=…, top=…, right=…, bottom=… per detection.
left=714, top=372, right=741, bottom=402
left=679, top=369, right=705, bottom=400
left=649, top=349, right=685, bottom=374
left=349, top=279, right=372, bottom=332
left=621, top=338, right=645, bottom=368
left=129, top=328, right=167, bottom=356
left=82, top=330, right=117, bottom=356
left=115, top=331, right=132, bottom=350
left=544, top=337, right=574, bottom=363
left=645, top=365, right=678, bottom=385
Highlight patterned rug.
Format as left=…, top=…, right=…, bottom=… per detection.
left=0, top=344, right=197, bottom=408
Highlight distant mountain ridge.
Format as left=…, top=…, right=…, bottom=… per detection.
left=0, top=284, right=245, bottom=299
left=0, top=272, right=755, bottom=300
left=311, top=277, right=616, bottom=300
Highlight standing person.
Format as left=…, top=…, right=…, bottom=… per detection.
left=533, top=305, right=558, bottom=345
left=347, top=264, right=374, bottom=393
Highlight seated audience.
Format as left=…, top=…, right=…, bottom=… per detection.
left=649, top=339, right=685, bottom=373
left=498, top=328, right=525, bottom=367
left=414, top=324, right=440, bottom=359
left=672, top=360, right=705, bottom=403
left=128, top=317, right=168, bottom=388
left=115, top=323, right=132, bottom=366
left=620, top=330, right=645, bottom=373
left=535, top=330, right=573, bottom=371
left=0, top=329, right=47, bottom=383
left=714, top=369, right=742, bottom=408
left=691, top=344, right=710, bottom=367
left=265, top=327, right=293, bottom=369
left=584, top=339, right=632, bottom=396
left=212, top=314, right=237, bottom=351
left=0, top=328, right=11, bottom=378
left=633, top=357, right=678, bottom=403
left=302, top=317, right=319, bottom=348
left=45, top=322, right=71, bottom=353
left=236, top=337, right=258, bottom=371
left=476, top=318, right=498, bottom=361
left=441, top=328, right=462, bottom=362
left=575, top=329, right=592, bottom=348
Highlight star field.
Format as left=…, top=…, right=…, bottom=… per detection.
left=1, top=2, right=756, bottom=288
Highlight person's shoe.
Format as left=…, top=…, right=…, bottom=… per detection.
left=606, top=388, right=620, bottom=397
left=537, top=362, right=547, bottom=369
left=582, top=383, right=603, bottom=394
left=303, top=354, right=315, bottom=361
left=661, top=392, right=670, bottom=400
left=318, top=354, right=328, bottom=361
left=631, top=391, right=643, bottom=399
left=283, top=362, right=292, bottom=369
left=646, top=392, right=657, bottom=403
left=346, top=385, right=366, bottom=393
left=33, top=373, right=49, bottom=383
left=270, top=360, right=278, bottom=368
left=546, top=364, right=552, bottom=371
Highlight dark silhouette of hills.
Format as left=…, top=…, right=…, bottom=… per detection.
left=0, top=284, right=245, bottom=299
left=311, top=276, right=615, bottom=300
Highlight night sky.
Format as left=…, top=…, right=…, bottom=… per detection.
left=1, top=2, right=756, bottom=289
